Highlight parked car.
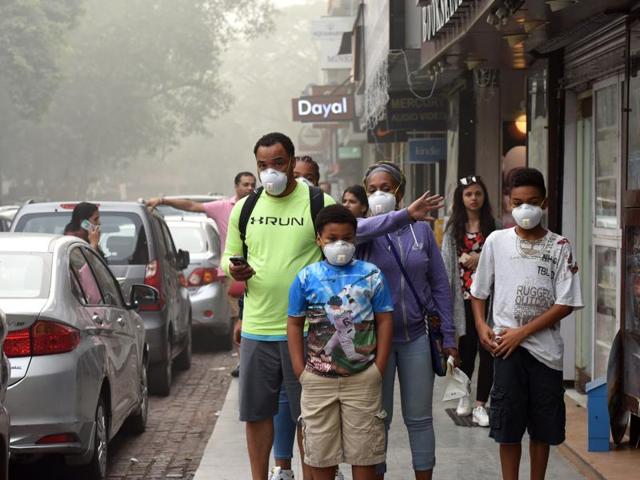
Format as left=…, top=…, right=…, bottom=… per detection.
left=0, top=233, right=154, bottom=479
left=0, top=309, right=10, bottom=480
left=0, top=206, right=19, bottom=233
left=10, top=201, right=192, bottom=396
left=154, top=194, right=224, bottom=218
left=165, top=216, right=232, bottom=349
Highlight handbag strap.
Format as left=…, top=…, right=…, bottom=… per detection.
left=385, top=234, right=426, bottom=313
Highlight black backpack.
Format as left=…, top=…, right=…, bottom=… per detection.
left=238, top=185, right=325, bottom=261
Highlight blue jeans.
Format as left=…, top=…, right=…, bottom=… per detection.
left=273, top=387, right=296, bottom=461
left=377, top=335, right=435, bottom=474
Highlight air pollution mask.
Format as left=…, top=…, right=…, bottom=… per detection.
left=512, top=203, right=543, bottom=230
left=322, top=240, right=356, bottom=266
left=368, top=190, right=396, bottom=216
left=260, top=168, right=288, bottom=196
left=296, top=177, right=313, bottom=186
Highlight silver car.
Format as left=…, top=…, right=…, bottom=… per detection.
left=0, top=309, right=10, bottom=480
left=165, top=216, right=233, bottom=349
left=0, top=233, right=154, bottom=479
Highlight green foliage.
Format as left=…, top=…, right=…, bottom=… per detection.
left=1, top=0, right=274, bottom=200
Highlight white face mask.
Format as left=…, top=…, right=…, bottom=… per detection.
left=368, top=190, right=396, bottom=216
left=260, top=168, right=288, bottom=196
left=322, top=240, right=356, bottom=266
left=296, top=177, right=313, bottom=186
left=512, top=203, right=543, bottom=230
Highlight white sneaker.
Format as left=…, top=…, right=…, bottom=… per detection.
left=269, top=466, right=295, bottom=480
left=456, top=396, right=472, bottom=417
left=335, top=467, right=345, bottom=480
left=472, top=405, right=490, bottom=427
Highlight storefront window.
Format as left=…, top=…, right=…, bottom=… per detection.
left=628, top=23, right=640, bottom=191
left=594, top=245, right=618, bottom=379
left=527, top=69, right=548, bottom=183
left=625, top=225, right=640, bottom=396
left=594, top=83, right=619, bottom=229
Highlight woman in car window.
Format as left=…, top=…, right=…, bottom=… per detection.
left=64, top=202, right=102, bottom=252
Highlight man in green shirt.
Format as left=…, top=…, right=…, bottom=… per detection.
left=224, top=132, right=445, bottom=480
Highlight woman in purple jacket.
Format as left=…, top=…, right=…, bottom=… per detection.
left=359, top=162, right=458, bottom=480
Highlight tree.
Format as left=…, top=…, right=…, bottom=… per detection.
left=1, top=0, right=274, bottom=200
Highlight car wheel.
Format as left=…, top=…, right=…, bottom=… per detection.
left=78, top=397, right=108, bottom=479
left=175, top=319, right=192, bottom=370
left=149, top=338, right=172, bottom=396
left=127, top=363, right=149, bottom=433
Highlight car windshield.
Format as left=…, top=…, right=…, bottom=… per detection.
left=15, top=211, right=150, bottom=265
left=0, top=253, right=51, bottom=298
left=168, top=224, right=207, bottom=253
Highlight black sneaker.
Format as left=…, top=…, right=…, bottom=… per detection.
left=230, top=364, right=240, bottom=378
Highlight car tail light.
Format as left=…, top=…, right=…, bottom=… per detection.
left=4, top=329, right=31, bottom=357
left=36, top=432, right=79, bottom=444
left=188, top=268, right=218, bottom=286
left=142, top=260, right=165, bottom=311
left=3, top=321, right=80, bottom=358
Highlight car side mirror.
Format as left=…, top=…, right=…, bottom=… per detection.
left=177, top=249, right=190, bottom=270
left=129, top=284, right=160, bottom=310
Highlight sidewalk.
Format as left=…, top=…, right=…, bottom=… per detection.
left=194, top=376, right=584, bottom=479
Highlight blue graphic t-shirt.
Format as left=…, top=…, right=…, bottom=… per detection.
left=288, top=259, right=394, bottom=377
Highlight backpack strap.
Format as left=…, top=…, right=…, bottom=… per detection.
left=308, top=185, right=325, bottom=234
left=238, top=187, right=263, bottom=260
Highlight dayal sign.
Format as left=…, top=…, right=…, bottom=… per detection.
left=422, top=0, right=464, bottom=42
left=292, top=95, right=355, bottom=123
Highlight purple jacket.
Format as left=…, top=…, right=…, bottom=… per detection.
left=356, top=211, right=455, bottom=347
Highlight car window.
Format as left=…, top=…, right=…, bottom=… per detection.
left=69, top=248, right=104, bottom=305
left=168, top=224, right=207, bottom=253
left=0, top=253, right=51, bottom=298
left=83, top=248, right=124, bottom=307
left=15, top=211, right=150, bottom=266
left=150, top=215, right=168, bottom=258
left=160, top=221, right=179, bottom=263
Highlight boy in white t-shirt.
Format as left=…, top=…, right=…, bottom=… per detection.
left=470, top=168, right=583, bottom=480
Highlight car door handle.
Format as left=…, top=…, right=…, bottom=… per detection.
left=92, top=314, right=104, bottom=325
left=116, top=317, right=124, bottom=325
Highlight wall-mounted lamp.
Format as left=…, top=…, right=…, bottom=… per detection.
left=503, top=33, right=528, bottom=47
left=515, top=114, right=527, bottom=134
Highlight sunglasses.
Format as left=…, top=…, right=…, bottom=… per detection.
left=459, top=175, right=480, bottom=186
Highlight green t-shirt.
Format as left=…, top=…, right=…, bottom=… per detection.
left=223, top=182, right=335, bottom=339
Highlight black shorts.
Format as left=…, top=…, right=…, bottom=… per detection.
left=489, top=347, right=565, bottom=445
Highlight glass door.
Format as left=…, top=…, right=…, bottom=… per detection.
left=592, top=76, right=623, bottom=380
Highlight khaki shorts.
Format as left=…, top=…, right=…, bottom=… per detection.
left=300, top=363, right=386, bottom=468
left=222, top=276, right=240, bottom=319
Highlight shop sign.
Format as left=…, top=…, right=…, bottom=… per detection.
left=387, top=92, right=448, bottom=131
left=298, top=126, right=326, bottom=152
left=292, top=95, right=354, bottom=123
left=338, top=146, right=361, bottom=160
left=366, top=120, right=408, bottom=144
left=311, top=17, right=354, bottom=70
left=407, top=138, right=447, bottom=164
left=422, top=0, right=465, bottom=42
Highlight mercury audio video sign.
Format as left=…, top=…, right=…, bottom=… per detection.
left=292, top=95, right=355, bottom=123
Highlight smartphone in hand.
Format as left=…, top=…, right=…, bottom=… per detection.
left=229, top=256, right=249, bottom=267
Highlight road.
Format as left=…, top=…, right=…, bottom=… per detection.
left=10, top=337, right=237, bottom=480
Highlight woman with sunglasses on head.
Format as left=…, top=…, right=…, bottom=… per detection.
left=359, top=162, right=457, bottom=480
left=442, top=176, right=499, bottom=427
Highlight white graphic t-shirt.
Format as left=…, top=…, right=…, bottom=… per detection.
left=471, top=228, right=583, bottom=370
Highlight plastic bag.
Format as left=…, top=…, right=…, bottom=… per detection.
left=442, top=356, right=471, bottom=402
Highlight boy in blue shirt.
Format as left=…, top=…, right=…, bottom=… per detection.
left=288, top=204, right=393, bottom=480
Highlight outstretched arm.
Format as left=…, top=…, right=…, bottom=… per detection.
left=147, top=197, right=205, bottom=213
